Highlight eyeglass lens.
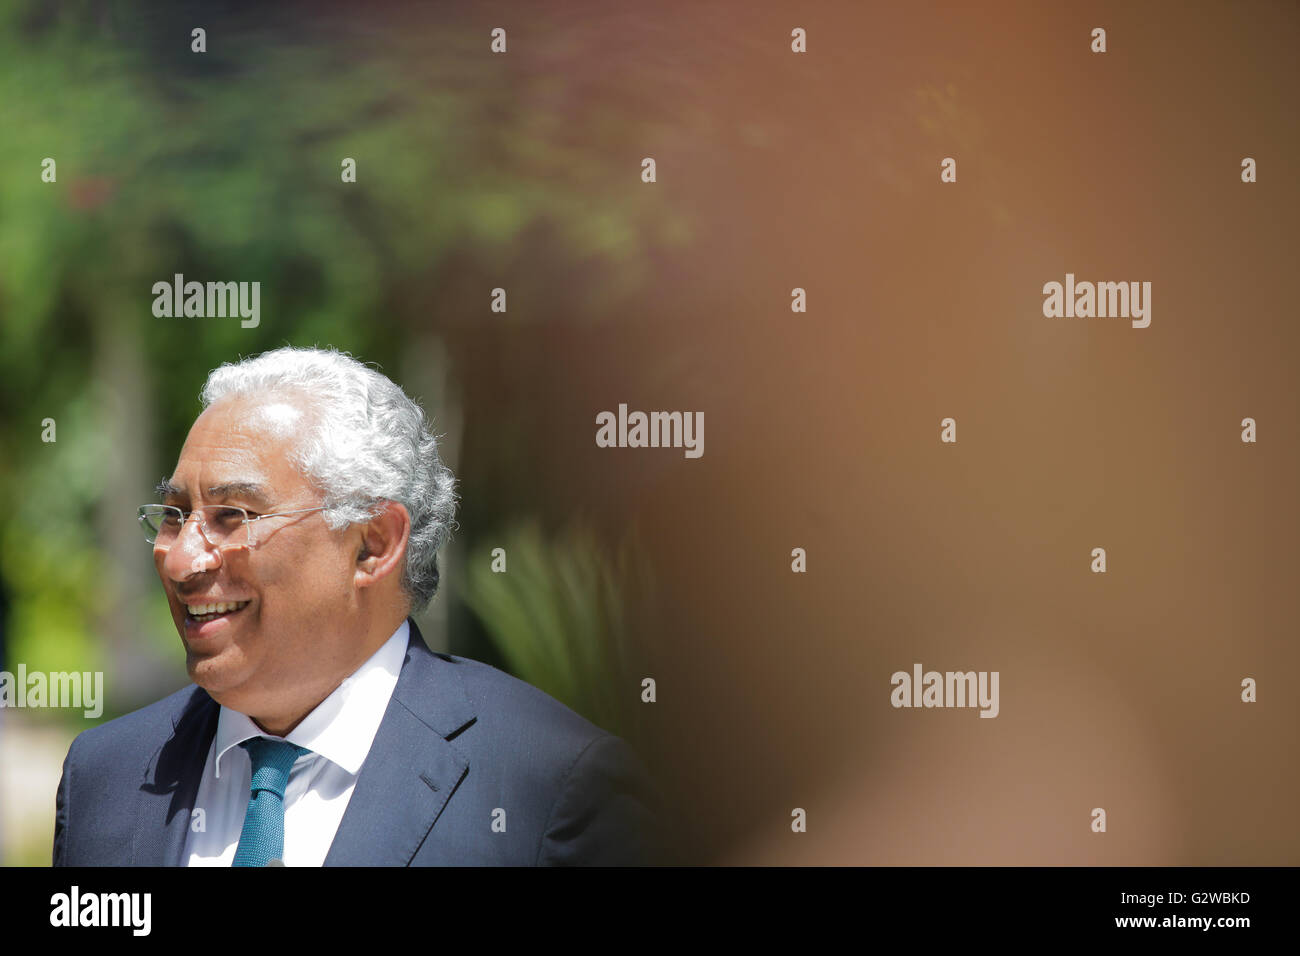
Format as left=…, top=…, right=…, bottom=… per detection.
left=140, top=506, right=254, bottom=549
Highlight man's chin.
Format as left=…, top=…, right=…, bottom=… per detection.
left=186, top=652, right=246, bottom=700
left=180, top=614, right=254, bottom=680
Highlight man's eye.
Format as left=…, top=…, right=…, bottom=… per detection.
left=213, top=507, right=247, bottom=526
left=160, top=511, right=184, bottom=527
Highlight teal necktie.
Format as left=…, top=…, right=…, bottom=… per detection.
left=232, top=737, right=309, bottom=867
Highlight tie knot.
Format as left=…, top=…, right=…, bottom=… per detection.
left=240, top=737, right=309, bottom=798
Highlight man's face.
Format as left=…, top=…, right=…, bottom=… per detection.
left=156, top=395, right=361, bottom=719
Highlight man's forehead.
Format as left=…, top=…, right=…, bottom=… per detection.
left=168, top=396, right=311, bottom=500
left=195, top=395, right=307, bottom=436
left=184, top=396, right=310, bottom=456
left=250, top=400, right=306, bottom=435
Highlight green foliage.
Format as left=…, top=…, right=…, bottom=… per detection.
left=459, top=520, right=655, bottom=743
left=0, top=0, right=695, bottom=726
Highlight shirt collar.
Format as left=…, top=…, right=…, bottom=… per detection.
left=213, top=619, right=410, bottom=779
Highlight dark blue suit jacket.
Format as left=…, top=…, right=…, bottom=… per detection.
left=53, top=621, right=662, bottom=865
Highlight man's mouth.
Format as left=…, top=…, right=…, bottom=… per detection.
left=185, top=600, right=251, bottom=623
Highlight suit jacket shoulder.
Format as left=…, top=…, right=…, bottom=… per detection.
left=366, top=643, right=664, bottom=865
left=55, top=684, right=217, bottom=866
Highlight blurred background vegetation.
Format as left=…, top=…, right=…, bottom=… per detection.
left=0, top=0, right=703, bottom=864
left=463, top=520, right=656, bottom=744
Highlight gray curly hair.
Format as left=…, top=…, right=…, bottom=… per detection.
left=199, top=346, right=458, bottom=611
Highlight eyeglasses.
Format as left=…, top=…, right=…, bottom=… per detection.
left=137, top=504, right=327, bottom=550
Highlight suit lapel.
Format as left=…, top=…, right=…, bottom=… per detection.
left=324, top=620, right=476, bottom=866
left=132, top=687, right=218, bottom=866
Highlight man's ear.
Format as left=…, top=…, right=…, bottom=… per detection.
left=354, top=501, right=411, bottom=591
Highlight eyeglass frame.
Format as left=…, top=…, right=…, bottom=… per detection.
left=137, top=503, right=328, bottom=551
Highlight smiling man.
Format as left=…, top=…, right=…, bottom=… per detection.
left=53, top=346, right=662, bottom=866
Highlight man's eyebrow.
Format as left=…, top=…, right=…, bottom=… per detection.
left=153, top=478, right=272, bottom=505
left=206, top=482, right=271, bottom=506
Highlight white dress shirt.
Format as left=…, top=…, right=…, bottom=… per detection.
left=185, top=620, right=410, bottom=866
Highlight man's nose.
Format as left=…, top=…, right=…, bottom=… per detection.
left=160, top=513, right=221, bottom=578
